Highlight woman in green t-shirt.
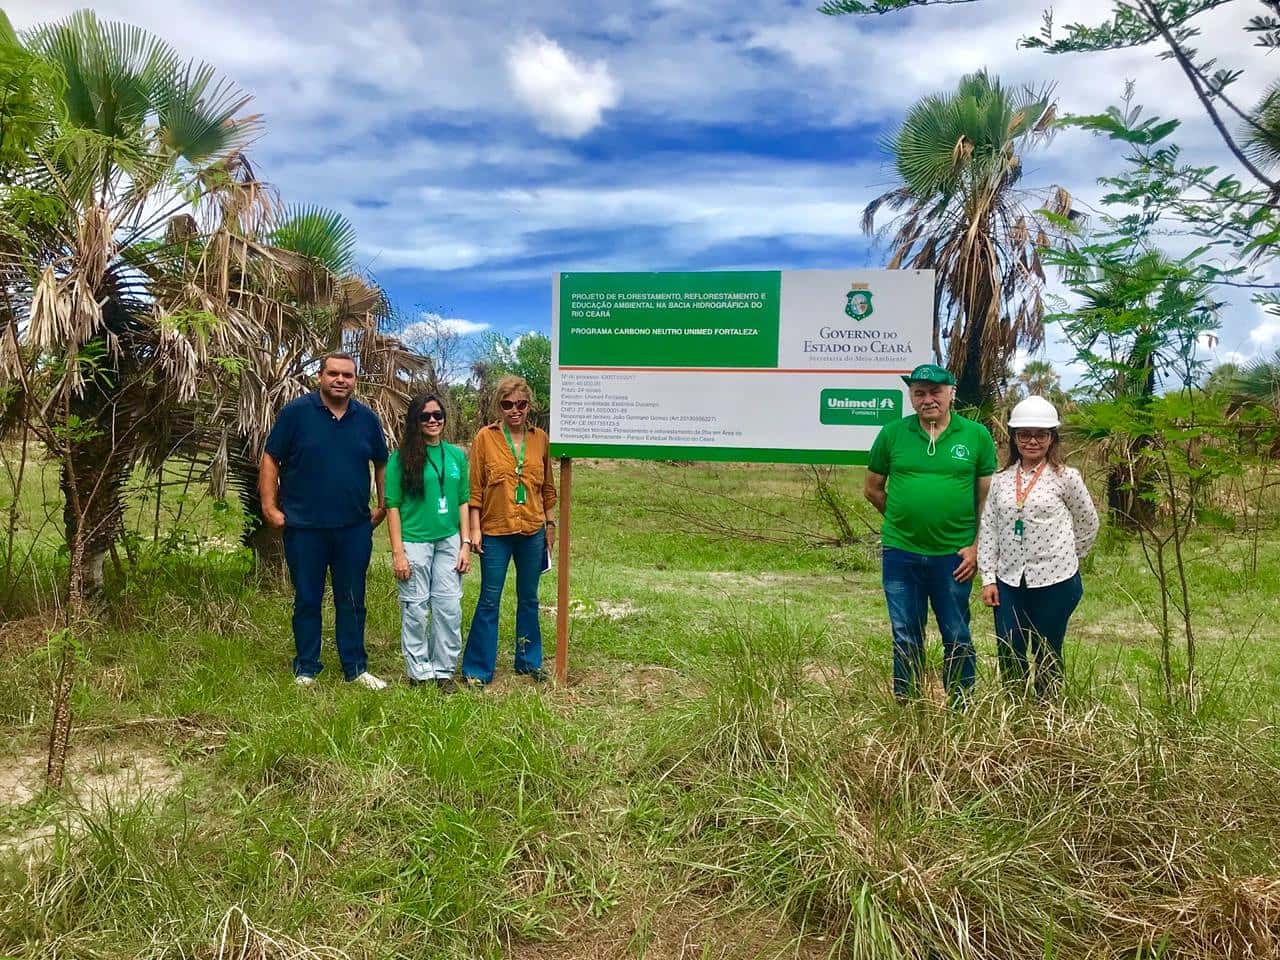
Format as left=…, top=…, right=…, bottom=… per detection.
left=386, top=394, right=472, bottom=691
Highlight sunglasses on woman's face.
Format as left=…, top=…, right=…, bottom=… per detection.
left=423, top=410, right=446, bottom=422
left=1015, top=430, right=1052, bottom=443
left=499, top=398, right=530, bottom=412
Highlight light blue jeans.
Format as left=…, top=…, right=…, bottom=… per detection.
left=397, top=535, right=463, bottom=681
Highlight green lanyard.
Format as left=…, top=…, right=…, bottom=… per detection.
left=502, top=423, right=527, bottom=505
left=425, top=444, right=448, bottom=514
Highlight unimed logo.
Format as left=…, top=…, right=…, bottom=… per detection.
left=819, top=389, right=901, bottom=426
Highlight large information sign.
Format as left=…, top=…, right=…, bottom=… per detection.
left=550, top=270, right=933, bottom=464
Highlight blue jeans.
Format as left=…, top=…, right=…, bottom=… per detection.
left=882, top=546, right=975, bottom=701
left=462, top=529, right=545, bottom=683
left=994, top=573, right=1083, bottom=695
left=283, top=521, right=373, bottom=681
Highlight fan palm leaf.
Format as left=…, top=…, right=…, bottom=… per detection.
left=269, top=204, right=359, bottom=276
left=865, top=69, right=1067, bottom=407
left=4, top=11, right=265, bottom=593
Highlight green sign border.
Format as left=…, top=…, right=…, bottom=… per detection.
left=550, top=443, right=869, bottom=465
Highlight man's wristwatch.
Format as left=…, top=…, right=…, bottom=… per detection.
left=461, top=538, right=472, bottom=547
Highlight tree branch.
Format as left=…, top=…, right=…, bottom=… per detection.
left=1142, top=0, right=1280, bottom=195
left=819, top=0, right=978, bottom=14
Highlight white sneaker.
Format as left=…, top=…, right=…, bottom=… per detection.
left=353, top=671, right=387, bottom=690
left=295, top=675, right=316, bottom=687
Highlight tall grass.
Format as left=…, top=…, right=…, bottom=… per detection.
left=640, top=615, right=1280, bottom=959
left=3, top=460, right=1280, bottom=958
left=2, top=686, right=619, bottom=958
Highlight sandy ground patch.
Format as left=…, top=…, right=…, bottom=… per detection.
left=541, top=597, right=641, bottom=622
left=0, top=743, right=180, bottom=862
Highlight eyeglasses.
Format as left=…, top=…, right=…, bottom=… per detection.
left=1015, top=431, right=1052, bottom=443
left=423, top=410, right=446, bottom=422
left=499, top=398, right=530, bottom=412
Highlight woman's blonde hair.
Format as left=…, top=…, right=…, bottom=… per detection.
left=493, top=375, right=532, bottom=414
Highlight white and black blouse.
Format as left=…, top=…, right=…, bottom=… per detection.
left=978, top=464, right=1100, bottom=588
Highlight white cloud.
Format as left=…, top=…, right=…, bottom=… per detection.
left=402, top=314, right=491, bottom=341
left=7, top=0, right=1271, bottom=353
left=507, top=32, right=620, bottom=138
left=1251, top=321, right=1280, bottom=344
left=747, top=20, right=849, bottom=71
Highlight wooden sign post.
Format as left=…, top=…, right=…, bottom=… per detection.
left=554, top=457, right=572, bottom=684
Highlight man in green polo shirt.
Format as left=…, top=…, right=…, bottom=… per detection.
left=864, top=363, right=997, bottom=702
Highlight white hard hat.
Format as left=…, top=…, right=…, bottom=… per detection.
left=1008, top=395, right=1060, bottom=429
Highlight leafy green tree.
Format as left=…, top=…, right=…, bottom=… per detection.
left=1036, top=90, right=1270, bottom=708
left=863, top=69, right=1072, bottom=406
left=1, top=10, right=263, bottom=601
left=822, top=0, right=1278, bottom=180
left=1042, top=95, right=1225, bottom=525
left=0, top=12, right=63, bottom=174
left=823, top=0, right=1280, bottom=311
left=472, top=331, right=552, bottom=427
left=0, top=9, right=269, bottom=788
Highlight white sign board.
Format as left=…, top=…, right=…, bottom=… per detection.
left=551, top=270, right=933, bottom=463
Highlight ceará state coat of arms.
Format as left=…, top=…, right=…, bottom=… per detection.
left=845, top=283, right=874, bottom=321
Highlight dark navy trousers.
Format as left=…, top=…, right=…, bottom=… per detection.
left=283, top=521, right=373, bottom=680
left=993, top=572, right=1083, bottom=695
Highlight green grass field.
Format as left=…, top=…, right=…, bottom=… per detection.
left=1, top=458, right=1279, bottom=959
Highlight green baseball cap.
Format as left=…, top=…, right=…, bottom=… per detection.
left=901, top=363, right=956, bottom=386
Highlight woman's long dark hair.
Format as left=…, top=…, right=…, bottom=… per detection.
left=1004, top=427, right=1065, bottom=472
left=399, top=393, right=447, bottom=499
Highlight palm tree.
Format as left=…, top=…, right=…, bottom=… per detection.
left=1057, top=249, right=1219, bottom=527
left=864, top=70, right=1074, bottom=407
left=0, top=10, right=267, bottom=787
left=1210, top=348, right=1280, bottom=455
left=186, top=202, right=430, bottom=572
left=1245, top=81, right=1280, bottom=178
left=1, top=11, right=264, bottom=599
left=1016, top=359, right=1059, bottom=398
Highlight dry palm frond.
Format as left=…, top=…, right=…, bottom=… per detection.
left=76, top=204, right=115, bottom=290
left=1047, top=185, right=1073, bottom=218
left=861, top=187, right=915, bottom=237
left=950, top=135, right=974, bottom=170
left=152, top=314, right=203, bottom=404
left=208, top=424, right=230, bottom=499
left=28, top=266, right=105, bottom=366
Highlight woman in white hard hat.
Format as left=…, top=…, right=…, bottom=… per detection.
left=977, top=396, right=1099, bottom=695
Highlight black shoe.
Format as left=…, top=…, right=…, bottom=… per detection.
left=409, top=677, right=429, bottom=688
left=522, top=667, right=550, bottom=684
left=436, top=677, right=459, bottom=695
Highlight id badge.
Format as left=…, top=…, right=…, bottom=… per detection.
left=1013, top=518, right=1025, bottom=540
left=515, top=482, right=527, bottom=505
left=437, top=496, right=449, bottom=515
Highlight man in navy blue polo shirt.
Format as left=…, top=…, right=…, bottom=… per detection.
left=260, top=352, right=390, bottom=689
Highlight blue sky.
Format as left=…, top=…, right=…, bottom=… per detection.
left=10, top=0, right=1277, bottom=370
